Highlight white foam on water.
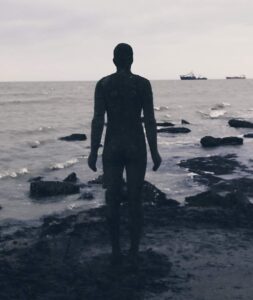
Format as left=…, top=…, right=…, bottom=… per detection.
left=210, top=109, right=227, bottom=118
left=49, top=158, right=79, bottom=170
left=0, top=168, right=29, bottom=179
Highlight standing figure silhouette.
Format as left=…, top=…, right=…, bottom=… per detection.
left=88, top=43, right=161, bottom=265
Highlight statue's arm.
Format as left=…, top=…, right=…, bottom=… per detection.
left=88, top=80, right=105, bottom=171
left=142, top=80, right=161, bottom=171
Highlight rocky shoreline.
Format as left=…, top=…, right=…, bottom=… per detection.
left=1, top=149, right=253, bottom=299
left=2, top=116, right=253, bottom=299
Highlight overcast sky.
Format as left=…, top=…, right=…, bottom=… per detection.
left=1, top=0, right=253, bottom=81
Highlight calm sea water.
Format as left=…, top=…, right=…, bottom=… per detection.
left=1, top=79, right=253, bottom=227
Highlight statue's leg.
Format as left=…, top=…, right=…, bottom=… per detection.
left=104, top=159, right=124, bottom=264
left=125, top=157, right=146, bottom=260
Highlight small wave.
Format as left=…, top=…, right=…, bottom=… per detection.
left=0, top=168, right=29, bottom=179
left=211, top=102, right=230, bottom=110
left=165, top=114, right=172, bottom=119
left=0, top=97, right=63, bottom=106
left=25, top=126, right=54, bottom=135
left=197, top=109, right=227, bottom=119
left=154, top=106, right=169, bottom=111
left=197, top=110, right=209, bottom=117
left=49, top=158, right=79, bottom=171
left=209, top=109, right=227, bottom=118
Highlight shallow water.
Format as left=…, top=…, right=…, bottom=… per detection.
left=1, top=79, right=253, bottom=225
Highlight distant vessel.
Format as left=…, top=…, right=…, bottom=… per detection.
left=180, top=72, right=207, bottom=80
left=226, top=75, right=246, bottom=79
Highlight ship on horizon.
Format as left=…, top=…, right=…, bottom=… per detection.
left=180, top=72, right=207, bottom=80
left=226, top=75, right=246, bottom=79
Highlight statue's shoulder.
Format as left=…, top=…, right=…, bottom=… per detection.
left=132, top=74, right=151, bottom=89
left=97, top=73, right=116, bottom=88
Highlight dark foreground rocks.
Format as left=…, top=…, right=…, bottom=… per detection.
left=157, top=127, right=191, bottom=134
left=228, top=118, right=253, bottom=128
left=30, top=181, right=80, bottom=198
left=59, top=133, right=87, bottom=142
left=200, top=136, right=243, bottom=147
left=3, top=172, right=253, bottom=300
left=87, top=175, right=180, bottom=207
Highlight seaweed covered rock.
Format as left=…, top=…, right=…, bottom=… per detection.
left=228, top=119, right=253, bottom=128
left=142, top=181, right=179, bottom=207
left=157, top=127, right=191, bottom=134
left=200, top=136, right=243, bottom=147
left=185, top=190, right=251, bottom=209
left=30, top=181, right=80, bottom=198
left=63, top=172, right=78, bottom=183
left=88, top=175, right=104, bottom=185
left=179, top=154, right=244, bottom=176
left=59, top=134, right=87, bottom=142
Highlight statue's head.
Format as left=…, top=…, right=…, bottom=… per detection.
left=113, top=43, right=133, bottom=69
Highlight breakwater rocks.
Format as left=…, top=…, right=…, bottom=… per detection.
left=200, top=136, right=243, bottom=147
left=228, top=119, right=253, bottom=128
left=30, top=181, right=80, bottom=198
left=157, top=127, right=191, bottom=134
left=178, top=154, right=243, bottom=176
left=179, top=154, right=253, bottom=211
left=29, top=173, right=83, bottom=198
left=58, top=133, right=87, bottom=142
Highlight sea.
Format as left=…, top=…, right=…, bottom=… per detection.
left=1, top=79, right=253, bottom=230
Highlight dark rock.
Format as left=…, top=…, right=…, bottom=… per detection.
left=213, top=178, right=253, bottom=197
left=142, top=181, right=167, bottom=203
left=244, top=133, right=253, bottom=138
left=30, top=181, right=80, bottom=198
left=185, top=191, right=225, bottom=207
left=0, top=205, right=2, bottom=210
left=185, top=190, right=252, bottom=209
left=28, top=176, right=43, bottom=182
left=156, top=197, right=180, bottom=207
left=142, top=181, right=179, bottom=206
left=200, top=136, right=243, bottom=147
left=157, top=127, right=191, bottom=134
left=59, top=133, right=87, bottom=142
left=179, top=154, right=243, bottom=176
left=88, top=175, right=104, bottom=185
left=156, top=122, right=175, bottom=127
left=200, top=136, right=221, bottom=147
left=63, top=172, right=78, bottom=183
left=221, top=136, right=243, bottom=146
left=181, top=119, right=190, bottom=125
left=78, top=192, right=94, bottom=200
left=228, top=119, right=253, bottom=128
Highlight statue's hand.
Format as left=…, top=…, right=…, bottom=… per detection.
left=88, top=152, right=97, bottom=172
left=152, top=151, right=162, bottom=171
